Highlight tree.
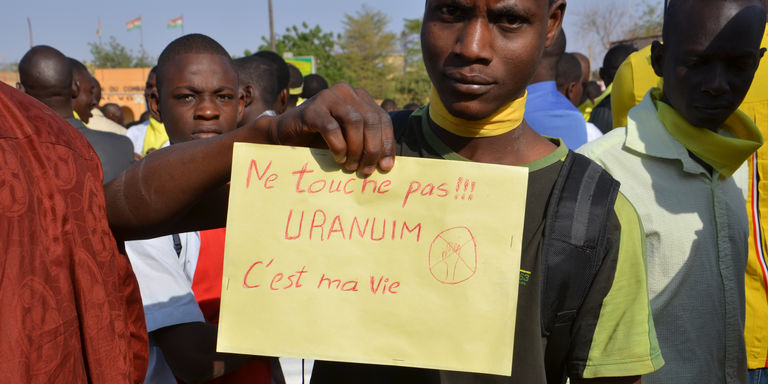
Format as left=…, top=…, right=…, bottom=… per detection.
left=256, top=22, right=349, bottom=85
left=88, top=36, right=155, bottom=68
left=626, top=0, right=663, bottom=38
left=574, top=1, right=628, bottom=52
left=338, top=5, right=398, bottom=99
left=393, top=18, right=430, bottom=106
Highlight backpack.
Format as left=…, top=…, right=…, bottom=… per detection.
left=389, top=110, right=621, bottom=383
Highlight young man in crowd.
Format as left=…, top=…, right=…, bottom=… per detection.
left=254, top=50, right=290, bottom=114
left=89, top=78, right=129, bottom=134
left=123, top=34, right=279, bottom=384
left=525, top=29, right=593, bottom=148
left=17, top=47, right=133, bottom=183
left=101, top=102, right=126, bottom=126
left=286, top=63, right=304, bottom=110
left=579, top=1, right=767, bottom=382
left=310, top=0, right=663, bottom=382
left=126, top=66, right=171, bottom=157
left=556, top=52, right=603, bottom=142
left=588, top=44, right=637, bottom=134
left=234, top=54, right=280, bottom=127
left=301, top=73, right=329, bottom=100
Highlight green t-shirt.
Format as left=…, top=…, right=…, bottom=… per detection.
left=310, top=108, right=663, bottom=383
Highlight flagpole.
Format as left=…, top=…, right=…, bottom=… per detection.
left=140, top=15, right=145, bottom=54
left=268, top=0, right=275, bottom=51
left=27, top=17, right=33, bottom=49
left=182, top=14, right=185, bottom=35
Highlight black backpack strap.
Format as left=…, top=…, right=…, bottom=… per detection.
left=541, top=151, right=620, bottom=384
left=172, top=233, right=183, bottom=258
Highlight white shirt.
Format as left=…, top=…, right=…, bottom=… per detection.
left=125, top=232, right=204, bottom=384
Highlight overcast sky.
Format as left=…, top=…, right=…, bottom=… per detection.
left=1, top=0, right=663, bottom=69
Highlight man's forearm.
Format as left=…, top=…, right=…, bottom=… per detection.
left=106, top=117, right=272, bottom=241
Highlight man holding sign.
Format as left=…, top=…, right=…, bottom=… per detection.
left=306, top=0, right=663, bottom=383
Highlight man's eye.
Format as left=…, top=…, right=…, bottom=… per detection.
left=175, top=94, right=195, bottom=102
left=217, top=94, right=234, bottom=101
left=439, top=6, right=461, bottom=19
left=501, top=16, right=524, bottom=29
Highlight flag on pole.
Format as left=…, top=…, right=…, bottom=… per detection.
left=97, top=17, right=101, bottom=36
left=126, top=17, right=142, bottom=31
left=167, top=16, right=183, bottom=29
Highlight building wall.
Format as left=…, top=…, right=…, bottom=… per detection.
left=93, top=67, right=151, bottom=123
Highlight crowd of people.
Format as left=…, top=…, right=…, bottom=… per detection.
left=2, top=0, right=768, bottom=383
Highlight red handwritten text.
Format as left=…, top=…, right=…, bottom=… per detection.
left=284, top=209, right=422, bottom=242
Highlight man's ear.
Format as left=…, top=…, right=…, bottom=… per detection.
left=148, top=89, right=163, bottom=123
left=237, top=86, right=247, bottom=123
left=564, top=81, right=580, bottom=105
left=544, top=0, right=566, bottom=48
left=273, top=88, right=289, bottom=115
left=242, top=85, right=254, bottom=108
left=72, top=79, right=80, bottom=99
left=650, top=40, right=665, bottom=78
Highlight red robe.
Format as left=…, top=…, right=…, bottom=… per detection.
left=0, top=83, right=148, bottom=383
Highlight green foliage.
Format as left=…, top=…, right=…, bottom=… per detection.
left=393, top=18, right=430, bottom=106
left=338, top=5, right=398, bottom=99
left=88, top=36, right=155, bottom=68
left=257, top=22, right=348, bottom=85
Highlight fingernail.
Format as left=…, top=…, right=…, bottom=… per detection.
left=363, top=166, right=375, bottom=175
left=345, top=163, right=358, bottom=171
left=380, top=157, right=394, bottom=170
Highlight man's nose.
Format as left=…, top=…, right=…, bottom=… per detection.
left=452, top=18, right=493, bottom=63
left=194, top=96, right=220, bottom=120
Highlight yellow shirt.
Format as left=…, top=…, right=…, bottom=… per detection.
left=741, top=26, right=768, bottom=370
left=579, top=83, right=613, bottom=122
left=611, top=45, right=662, bottom=129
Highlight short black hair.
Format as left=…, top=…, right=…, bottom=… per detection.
left=603, top=44, right=637, bottom=70
left=68, top=57, right=89, bottom=75
left=380, top=98, right=398, bottom=111
left=301, top=74, right=329, bottom=99
left=544, top=28, right=567, bottom=60
left=254, top=50, right=290, bottom=91
left=234, top=55, right=279, bottom=109
left=19, top=45, right=72, bottom=98
left=156, top=33, right=233, bottom=93
left=555, top=52, right=582, bottom=90
left=663, top=0, right=765, bottom=42
left=601, top=44, right=637, bottom=85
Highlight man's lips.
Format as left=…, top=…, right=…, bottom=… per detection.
left=443, top=71, right=495, bottom=95
left=191, top=127, right=222, bottom=139
left=693, top=103, right=734, bottom=116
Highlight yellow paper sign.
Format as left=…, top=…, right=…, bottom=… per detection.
left=217, top=143, right=528, bottom=376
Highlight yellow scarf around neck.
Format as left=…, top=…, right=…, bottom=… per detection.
left=428, top=88, right=526, bottom=137
left=73, top=110, right=89, bottom=127
left=651, top=88, right=763, bottom=177
left=142, top=116, right=169, bottom=157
